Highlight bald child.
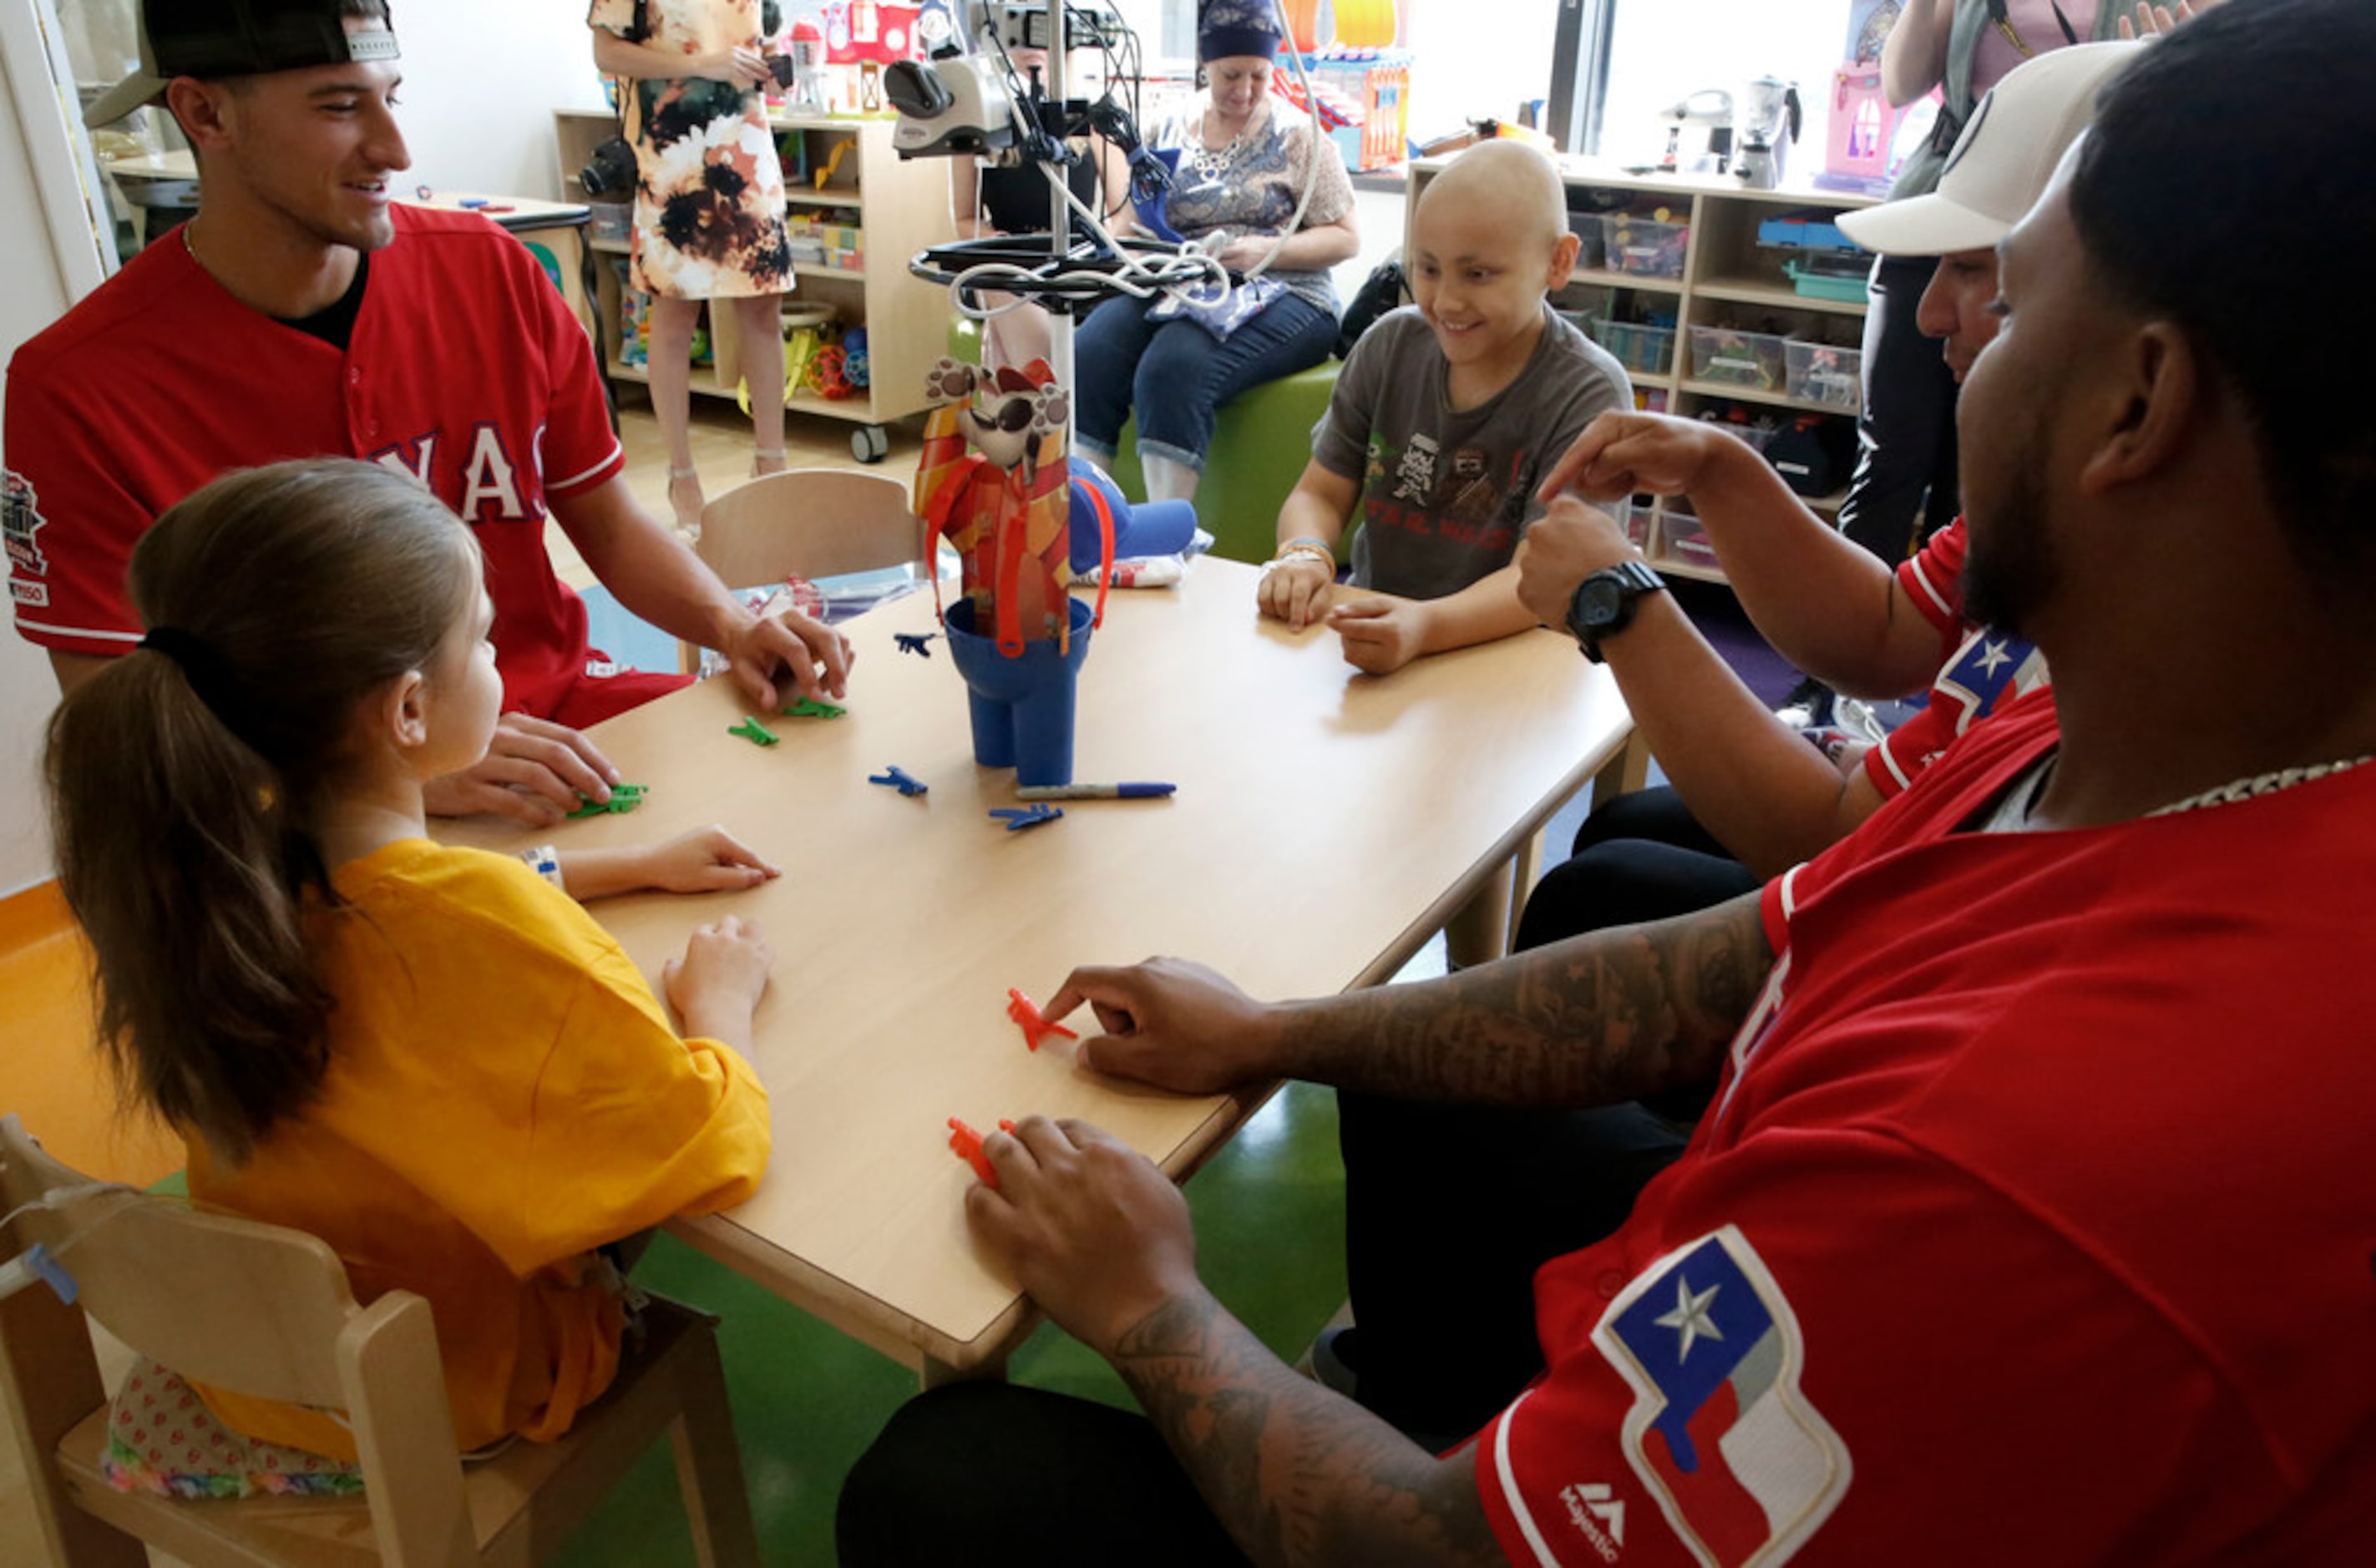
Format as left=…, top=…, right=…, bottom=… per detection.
left=1259, top=139, right=1631, bottom=674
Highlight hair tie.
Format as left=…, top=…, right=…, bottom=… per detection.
left=139, top=625, right=256, bottom=741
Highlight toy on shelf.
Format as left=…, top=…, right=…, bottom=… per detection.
left=914, top=357, right=1117, bottom=786
left=785, top=19, right=828, bottom=112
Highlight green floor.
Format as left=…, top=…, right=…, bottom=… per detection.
left=552, top=1082, right=1349, bottom=1566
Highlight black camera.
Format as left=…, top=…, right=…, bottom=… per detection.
left=580, top=136, right=638, bottom=201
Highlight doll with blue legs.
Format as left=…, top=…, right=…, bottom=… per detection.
left=912, top=357, right=1196, bottom=787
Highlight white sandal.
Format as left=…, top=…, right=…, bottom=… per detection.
left=666, top=464, right=703, bottom=533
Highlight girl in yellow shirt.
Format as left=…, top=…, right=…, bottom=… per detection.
left=47, top=458, right=776, bottom=1464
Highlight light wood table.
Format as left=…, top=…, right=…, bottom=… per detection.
left=444, top=558, right=1641, bottom=1380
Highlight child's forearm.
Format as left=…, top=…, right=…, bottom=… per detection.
left=1416, top=564, right=1543, bottom=656
left=1275, top=491, right=1346, bottom=557
left=556, top=847, right=654, bottom=902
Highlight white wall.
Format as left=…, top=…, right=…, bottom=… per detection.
left=394, top=8, right=614, bottom=200
left=0, top=52, right=78, bottom=896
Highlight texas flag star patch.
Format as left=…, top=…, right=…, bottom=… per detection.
left=1592, top=1227, right=1850, bottom=1567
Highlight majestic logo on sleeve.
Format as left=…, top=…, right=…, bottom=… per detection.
left=1592, top=1227, right=1850, bottom=1567
left=4, top=470, right=48, bottom=577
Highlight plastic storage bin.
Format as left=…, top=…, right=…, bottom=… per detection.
left=1594, top=321, right=1676, bottom=378
left=1600, top=213, right=1690, bottom=279
left=1624, top=499, right=1655, bottom=549
left=1656, top=506, right=1720, bottom=570
left=1689, top=326, right=1791, bottom=391
left=1565, top=211, right=1608, bottom=271
left=588, top=201, right=631, bottom=243
left=1786, top=341, right=1862, bottom=411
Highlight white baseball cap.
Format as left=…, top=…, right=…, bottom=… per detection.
left=1839, top=41, right=2137, bottom=256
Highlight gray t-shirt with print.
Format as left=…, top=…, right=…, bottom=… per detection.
left=1317, top=305, right=1631, bottom=599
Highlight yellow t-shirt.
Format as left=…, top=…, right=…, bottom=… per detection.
left=187, top=839, right=769, bottom=1459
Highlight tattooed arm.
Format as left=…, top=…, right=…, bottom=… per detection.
left=1046, top=890, right=1774, bottom=1110
left=969, top=1117, right=1510, bottom=1568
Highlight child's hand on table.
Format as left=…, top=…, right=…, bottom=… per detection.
left=554, top=827, right=780, bottom=901
left=635, top=826, right=782, bottom=894
left=1257, top=554, right=1336, bottom=629
left=664, top=914, right=775, bottom=1050
left=1328, top=594, right=1432, bottom=676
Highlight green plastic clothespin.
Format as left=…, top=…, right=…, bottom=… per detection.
left=781, top=696, right=848, bottom=721
left=729, top=717, right=782, bottom=747
left=566, top=781, right=648, bottom=819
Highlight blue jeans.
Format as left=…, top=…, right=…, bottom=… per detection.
left=1071, top=290, right=1337, bottom=471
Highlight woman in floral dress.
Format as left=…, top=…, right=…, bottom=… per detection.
left=590, top=0, right=796, bottom=529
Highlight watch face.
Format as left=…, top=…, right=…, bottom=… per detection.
left=1578, top=577, right=1626, bottom=630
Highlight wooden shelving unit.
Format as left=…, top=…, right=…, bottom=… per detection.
left=1407, top=159, right=1879, bottom=584
left=555, top=109, right=958, bottom=462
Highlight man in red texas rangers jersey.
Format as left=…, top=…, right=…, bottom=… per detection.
left=5, top=0, right=848, bottom=827
left=833, top=4, right=2376, bottom=1563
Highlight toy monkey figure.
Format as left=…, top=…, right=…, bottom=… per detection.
left=914, top=357, right=1075, bottom=655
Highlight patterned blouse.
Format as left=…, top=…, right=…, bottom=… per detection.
left=588, top=0, right=793, bottom=300
left=1151, top=94, right=1355, bottom=314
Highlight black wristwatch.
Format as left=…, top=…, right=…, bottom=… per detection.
left=1564, top=560, right=1667, bottom=663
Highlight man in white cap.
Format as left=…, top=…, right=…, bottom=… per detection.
left=838, top=3, right=2376, bottom=1559
left=1276, top=40, right=2143, bottom=1459
left=5, top=0, right=849, bottom=826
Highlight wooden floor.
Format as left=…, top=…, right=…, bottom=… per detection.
left=0, top=397, right=918, bottom=1568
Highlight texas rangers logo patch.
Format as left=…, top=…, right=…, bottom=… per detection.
left=1592, top=1227, right=1850, bottom=1567
left=3, top=469, right=47, bottom=576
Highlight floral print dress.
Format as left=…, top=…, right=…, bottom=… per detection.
left=589, top=0, right=793, bottom=300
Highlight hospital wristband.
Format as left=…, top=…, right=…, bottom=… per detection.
left=1270, top=538, right=1335, bottom=573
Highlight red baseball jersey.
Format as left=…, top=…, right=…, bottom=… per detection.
left=1863, top=516, right=2050, bottom=797
left=1477, top=693, right=2376, bottom=1565
left=5, top=206, right=639, bottom=721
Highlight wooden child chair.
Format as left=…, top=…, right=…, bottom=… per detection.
left=0, top=1114, right=760, bottom=1568
left=681, top=468, right=929, bottom=672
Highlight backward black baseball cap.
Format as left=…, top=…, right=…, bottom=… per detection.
left=86, top=1, right=398, bottom=128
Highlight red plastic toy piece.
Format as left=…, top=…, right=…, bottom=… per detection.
left=1006, top=987, right=1078, bottom=1050
left=947, top=1116, right=998, bottom=1187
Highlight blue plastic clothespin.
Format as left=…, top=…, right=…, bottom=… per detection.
left=869, top=765, right=929, bottom=797
left=988, top=803, right=1063, bottom=832
left=894, top=632, right=940, bottom=658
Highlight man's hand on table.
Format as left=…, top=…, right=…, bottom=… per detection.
left=1514, top=495, right=1644, bottom=630
left=719, top=606, right=854, bottom=710
left=965, top=1115, right=1208, bottom=1358
left=1045, top=958, right=1285, bottom=1094
left=423, top=712, right=621, bottom=826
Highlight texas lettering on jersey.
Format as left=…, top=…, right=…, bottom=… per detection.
left=371, top=422, right=548, bottom=526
